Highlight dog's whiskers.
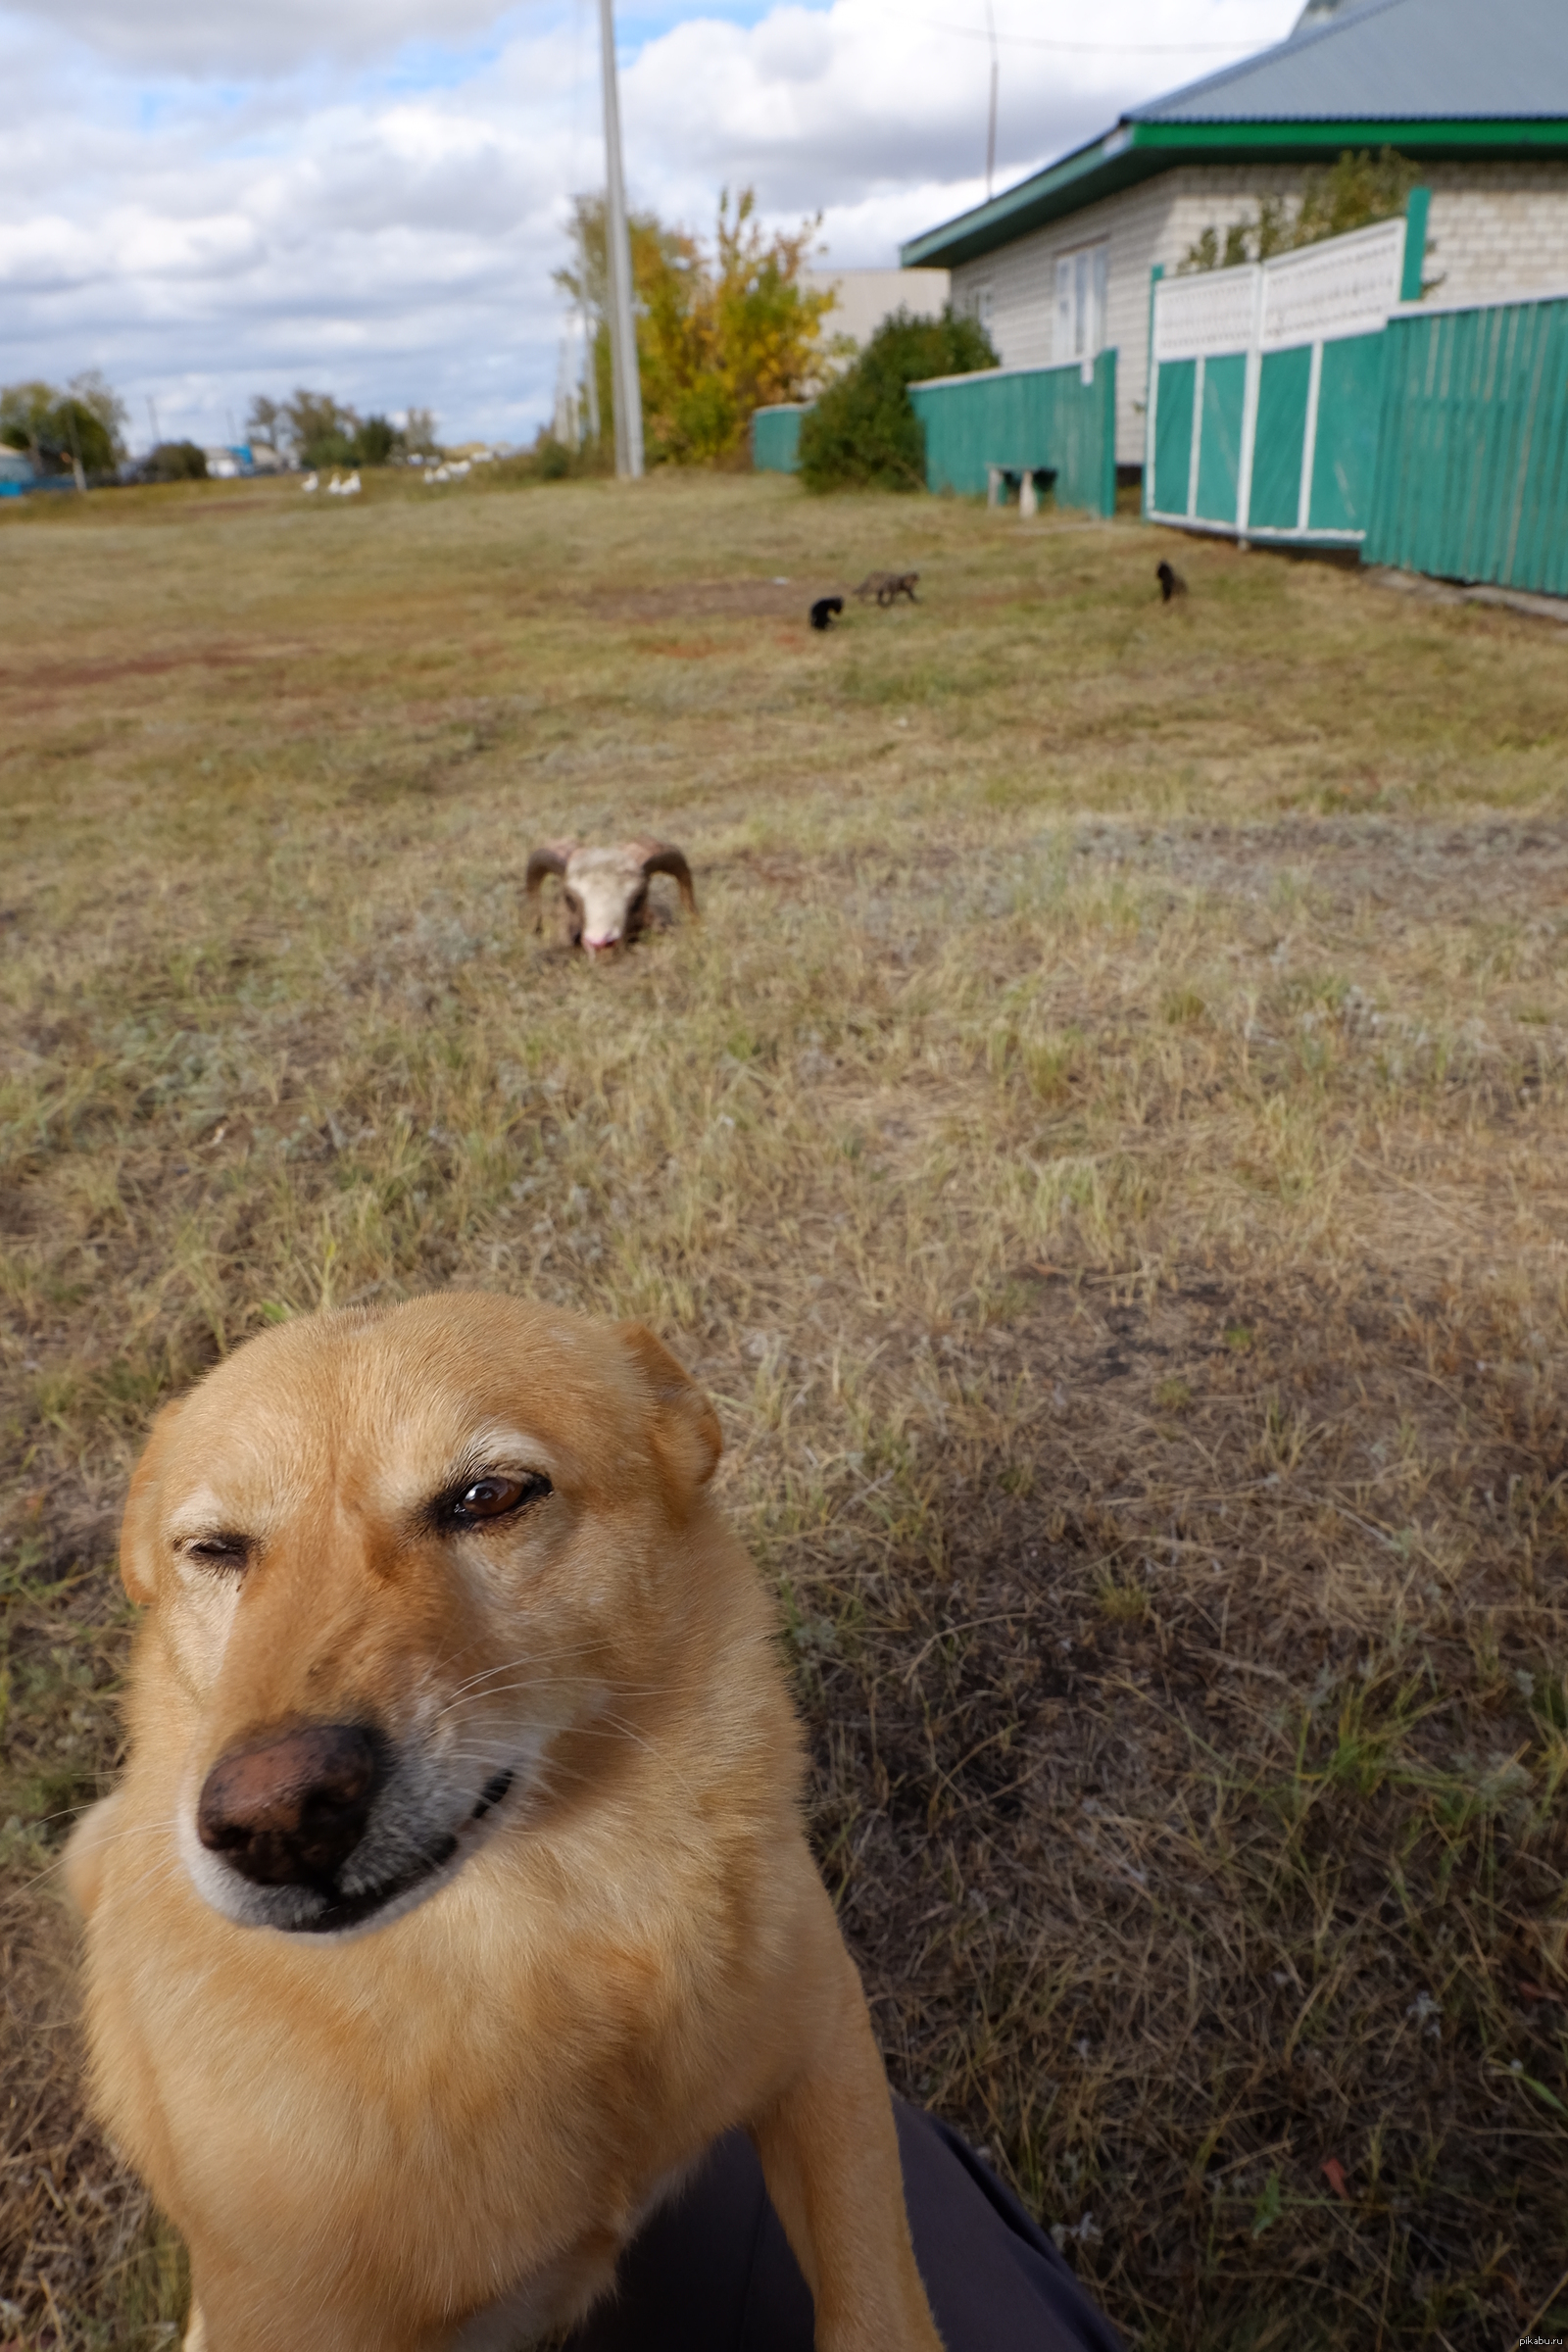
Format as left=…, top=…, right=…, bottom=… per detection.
left=433, top=1641, right=613, bottom=1705
left=430, top=1675, right=674, bottom=1728
left=0, top=1818, right=180, bottom=1910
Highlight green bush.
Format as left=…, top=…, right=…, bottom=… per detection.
left=147, top=441, right=209, bottom=482
left=352, top=415, right=396, bottom=467
left=0, top=372, right=126, bottom=479
left=798, top=307, right=998, bottom=493
left=494, top=430, right=612, bottom=486
left=1179, top=147, right=1422, bottom=273
left=532, top=434, right=576, bottom=481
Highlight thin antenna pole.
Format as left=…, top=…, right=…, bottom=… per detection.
left=598, top=0, right=644, bottom=478
left=985, top=0, right=999, bottom=200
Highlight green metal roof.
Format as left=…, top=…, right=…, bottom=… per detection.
left=902, top=0, right=1568, bottom=271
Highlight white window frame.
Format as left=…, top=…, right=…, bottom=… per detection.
left=1054, top=242, right=1108, bottom=365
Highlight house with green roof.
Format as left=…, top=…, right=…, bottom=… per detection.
left=901, top=0, right=1568, bottom=471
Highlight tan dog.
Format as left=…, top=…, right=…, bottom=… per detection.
left=67, top=1296, right=943, bottom=2352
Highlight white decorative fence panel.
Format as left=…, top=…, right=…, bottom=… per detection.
left=1258, top=218, right=1407, bottom=352
left=1152, top=267, right=1260, bottom=364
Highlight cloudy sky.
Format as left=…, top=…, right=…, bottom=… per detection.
left=0, top=0, right=1300, bottom=452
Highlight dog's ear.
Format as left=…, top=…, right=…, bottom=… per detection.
left=616, top=1323, right=721, bottom=1495
left=119, top=1399, right=185, bottom=1603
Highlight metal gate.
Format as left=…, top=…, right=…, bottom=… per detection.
left=1146, top=201, right=1425, bottom=546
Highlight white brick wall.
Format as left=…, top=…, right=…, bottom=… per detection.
left=1421, top=164, right=1568, bottom=303
left=950, top=160, right=1568, bottom=467
left=953, top=177, right=1172, bottom=465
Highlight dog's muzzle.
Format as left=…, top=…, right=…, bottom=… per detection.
left=191, top=1724, right=520, bottom=1936
left=197, top=1723, right=385, bottom=1889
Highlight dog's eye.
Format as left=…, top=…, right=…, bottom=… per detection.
left=444, top=1473, right=551, bottom=1527
left=185, top=1533, right=251, bottom=1574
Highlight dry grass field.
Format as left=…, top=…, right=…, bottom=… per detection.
left=2, top=466, right=1566, bottom=2351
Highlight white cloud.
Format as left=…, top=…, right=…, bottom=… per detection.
left=750, top=8, right=835, bottom=84
left=1, top=0, right=515, bottom=77
left=0, top=0, right=1299, bottom=447
left=624, top=0, right=1298, bottom=220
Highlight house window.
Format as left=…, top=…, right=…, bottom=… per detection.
left=968, top=283, right=996, bottom=332
left=1054, top=243, right=1107, bottom=363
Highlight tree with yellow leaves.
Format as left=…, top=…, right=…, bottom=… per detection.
left=555, top=187, right=835, bottom=466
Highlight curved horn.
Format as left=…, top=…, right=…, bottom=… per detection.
left=524, top=840, right=576, bottom=901
left=635, top=840, right=698, bottom=919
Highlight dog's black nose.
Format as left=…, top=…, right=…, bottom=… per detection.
left=197, top=1723, right=382, bottom=1887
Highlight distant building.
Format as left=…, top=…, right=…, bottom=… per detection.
left=802, top=267, right=952, bottom=357
left=902, top=0, right=1568, bottom=467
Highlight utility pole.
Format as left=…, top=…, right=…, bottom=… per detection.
left=598, top=0, right=644, bottom=478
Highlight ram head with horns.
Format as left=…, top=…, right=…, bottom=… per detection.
left=525, top=839, right=698, bottom=956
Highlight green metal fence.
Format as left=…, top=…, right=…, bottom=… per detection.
left=1363, top=294, right=1568, bottom=596
left=1144, top=199, right=1568, bottom=597
left=907, top=353, right=1117, bottom=515
left=752, top=405, right=810, bottom=473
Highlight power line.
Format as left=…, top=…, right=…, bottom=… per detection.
left=910, top=15, right=1261, bottom=53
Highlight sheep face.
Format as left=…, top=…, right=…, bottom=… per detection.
left=569, top=847, right=656, bottom=953
left=525, top=840, right=697, bottom=956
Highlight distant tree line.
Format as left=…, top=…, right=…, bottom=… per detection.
left=0, top=373, right=443, bottom=487
left=0, top=372, right=127, bottom=484
left=246, top=393, right=439, bottom=470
